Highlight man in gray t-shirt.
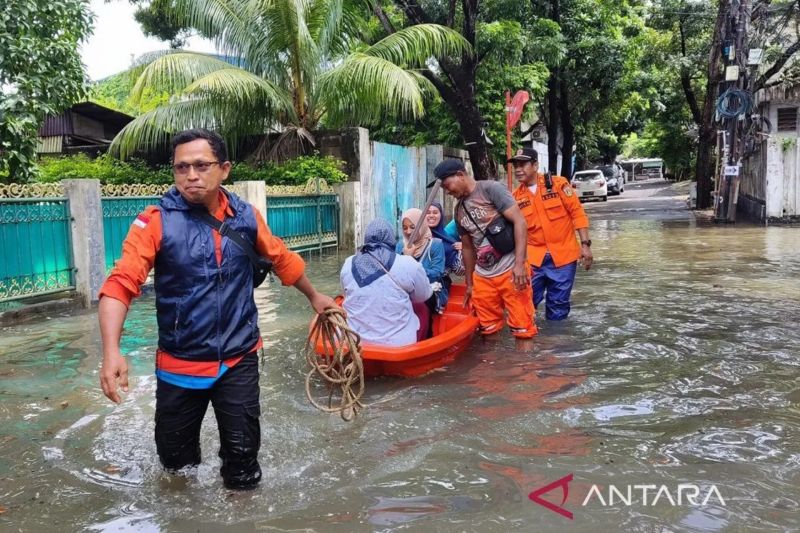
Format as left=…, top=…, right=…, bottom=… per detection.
left=433, top=159, right=537, bottom=339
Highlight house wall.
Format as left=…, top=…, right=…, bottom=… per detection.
left=738, top=100, right=800, bottom=222
left=71, top=112, right=106, bottom=140
left=316, top=128, right=472, bottom=250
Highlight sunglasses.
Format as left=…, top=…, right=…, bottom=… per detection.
left=172, top=161, right=221, bottom=175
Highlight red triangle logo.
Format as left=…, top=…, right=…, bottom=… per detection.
left=528, top=473, right=574, bottom=520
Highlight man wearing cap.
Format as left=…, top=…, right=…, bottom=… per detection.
left=510, top=147, right=592, bottom=320
left=433, top=159, right=537, bottom=339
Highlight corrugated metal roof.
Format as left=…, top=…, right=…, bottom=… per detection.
left=38, top=102, right=133, bottom=136
left=39, top=113, right=73, bottom=136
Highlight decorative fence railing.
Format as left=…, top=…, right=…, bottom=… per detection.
left=0, top=180, right=339, bottom=303
left=101, top=197, right=161, bottom=271
left=266, top=195, right=339, bottom=253
left=0, top=198, right=75, bottom=302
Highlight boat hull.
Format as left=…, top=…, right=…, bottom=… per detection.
left=315, top=283, right=479, bottom=377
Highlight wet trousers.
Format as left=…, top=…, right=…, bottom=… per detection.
left=154, top=352, right=262, bottom=490
left=532, top=254, right=577, bottom=320
left=472, top=269, right=538, bottom=338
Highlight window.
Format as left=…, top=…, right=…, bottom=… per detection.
left=777, top=107, right=798, bottom=132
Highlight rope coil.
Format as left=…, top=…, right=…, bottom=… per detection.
left=304, top=308, right=365, bottom=421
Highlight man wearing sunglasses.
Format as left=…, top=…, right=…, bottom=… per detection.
left=97, top=128, right=337, bottom=490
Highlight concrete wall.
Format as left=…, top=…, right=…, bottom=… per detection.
left=764, top=136, right=800, bottom=219
left=318, top=129, right=474, bottom=249
left=739, top=100, right=800, bottom=222
left=63, top=179, right=106, bottom=308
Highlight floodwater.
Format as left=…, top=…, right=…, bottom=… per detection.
left=2, top=184, right=800, bottom=532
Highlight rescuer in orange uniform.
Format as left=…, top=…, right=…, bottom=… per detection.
left=510, top=147, right=593, bottom=320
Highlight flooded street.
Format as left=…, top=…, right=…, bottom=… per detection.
left=2, top=179, right=800, bottom=531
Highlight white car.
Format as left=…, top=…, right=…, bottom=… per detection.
left=571, top=170, right=608, bottom=202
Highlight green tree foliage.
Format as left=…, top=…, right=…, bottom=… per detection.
left=90, top=72, right=170, bottom=116
left=371, top=17, right=550, bottom=162
left=0, top=0, right=93, bottom=182
left=129, top=0, right=191, bottom=48
left=34, top=153, right=347, bottom=186
left=111, top=0, right=470, bottom=161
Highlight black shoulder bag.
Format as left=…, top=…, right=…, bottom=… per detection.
left=191, top=209, right=273, bottom=287
left=457, top=199, right=516, bottom=255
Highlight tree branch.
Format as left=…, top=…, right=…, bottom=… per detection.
left=447, top=0, right=456, bottom=27
left=754, top=39, right=800, bottom=91
left=393, top=0, right=429, bottom=25
left=370, top=1, right=396, bottom=34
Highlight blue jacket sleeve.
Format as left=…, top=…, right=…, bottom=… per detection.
left=444, top=220, right=459, bottom=241
left=422, top=239, right=445, bottom=282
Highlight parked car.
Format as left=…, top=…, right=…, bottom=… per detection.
left=571, top=170, right=608, bottom=201
left=597, top=165, right=624, bottom=195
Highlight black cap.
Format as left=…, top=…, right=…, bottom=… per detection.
left=433, top=159, right=466, bottom=181
left=508, top=147, right=538, bottom=163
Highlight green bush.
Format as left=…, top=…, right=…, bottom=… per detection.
left=229, top=155, right=349, bottom=186
left=30, top=153, right=347, bottom=186
left=36, top=154, right=173, bottom=184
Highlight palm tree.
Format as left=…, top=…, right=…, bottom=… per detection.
left=111, top=0, right=470, bottom=160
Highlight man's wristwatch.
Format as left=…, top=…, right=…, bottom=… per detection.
left=581, top=239, right=592, bottom=247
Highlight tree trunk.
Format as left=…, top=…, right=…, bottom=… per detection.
left=455, top=94, right=495, bottom=180
left=559, top=79, right=574, bottom=177
left=695, top=0, right=726, bottom=209
left=546, top=69, right=560, bottom=173
left=545, top=0, right=561, bottom=173
left=393, top=0, right=495, bottom=180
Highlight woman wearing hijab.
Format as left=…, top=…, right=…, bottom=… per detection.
left=396, top=208, right=447, bottom=339
left=425, top=202, right=464, bottom=276
left=340, top=218, right=433, bottom=346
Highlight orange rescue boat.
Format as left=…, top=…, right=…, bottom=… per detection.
left=315, top=283, right=479, bottom=378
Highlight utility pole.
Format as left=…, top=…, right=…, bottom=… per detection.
left=715, top=0, right=751, bottom=222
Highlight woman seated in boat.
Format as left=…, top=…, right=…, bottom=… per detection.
left=340, top=218, right=433, bottom=346
left=425, top=201, right=464, bottom=276
left=396, top=209, right=448, bottom=339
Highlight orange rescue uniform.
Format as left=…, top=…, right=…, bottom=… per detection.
left=513, top=174, right=589, bottom=268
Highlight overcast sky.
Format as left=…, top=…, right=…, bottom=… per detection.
left=80, top=0, right=217, bottom=81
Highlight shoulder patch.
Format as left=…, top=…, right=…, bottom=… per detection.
left=562, top=184, right=574, bottom=197
left=132, top=213, right=150, bottom=229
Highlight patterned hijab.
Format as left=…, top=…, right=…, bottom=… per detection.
left=351, top=218, right=397, bottom=287
left=401, top=208, right=432, bottom=259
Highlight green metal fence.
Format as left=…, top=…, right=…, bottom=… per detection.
left=266, top=195, right=339, bottom=253
left=102, top=197, right=161, bottom=271
left=0, top=198, right=74, bottom=302
left=0, top=191, right=338, bottom=302
left=100, top=194, right=339, bottom=272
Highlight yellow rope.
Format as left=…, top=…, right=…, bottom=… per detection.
left=305, top=308, right=365, bottom=421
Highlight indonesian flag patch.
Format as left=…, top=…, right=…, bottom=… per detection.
left=133, top=214, right=150, bottom=229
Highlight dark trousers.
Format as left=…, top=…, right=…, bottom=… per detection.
left=154, top=353, right=262, bottom=490
left=532, top=254, right=578, bottom=321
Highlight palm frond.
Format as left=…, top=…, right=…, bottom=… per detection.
left=183, top=68, right=293, bottom=113
left=110, top=97, right=279, bottom=159
left=130, top=52, right=239, bottom=104
left=172, top=0, right=265, bottom=62
left=317, top=53, right=430, bottom=126
left=364, top=24, right=472, bottom=67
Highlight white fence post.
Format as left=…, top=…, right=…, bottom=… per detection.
left=236, top=181, right=267, bottom=222
left=63, top=179, right=106, bottom=308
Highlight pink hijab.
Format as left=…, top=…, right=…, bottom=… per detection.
left=401, top=208, right=432, bottom=258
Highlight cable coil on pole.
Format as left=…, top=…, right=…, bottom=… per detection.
left=305, top=308, right=365, bottom=421
left=716, top=88, right=752, bottom=120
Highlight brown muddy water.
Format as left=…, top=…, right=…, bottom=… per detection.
left=1, top=196, right=800, bottom=532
